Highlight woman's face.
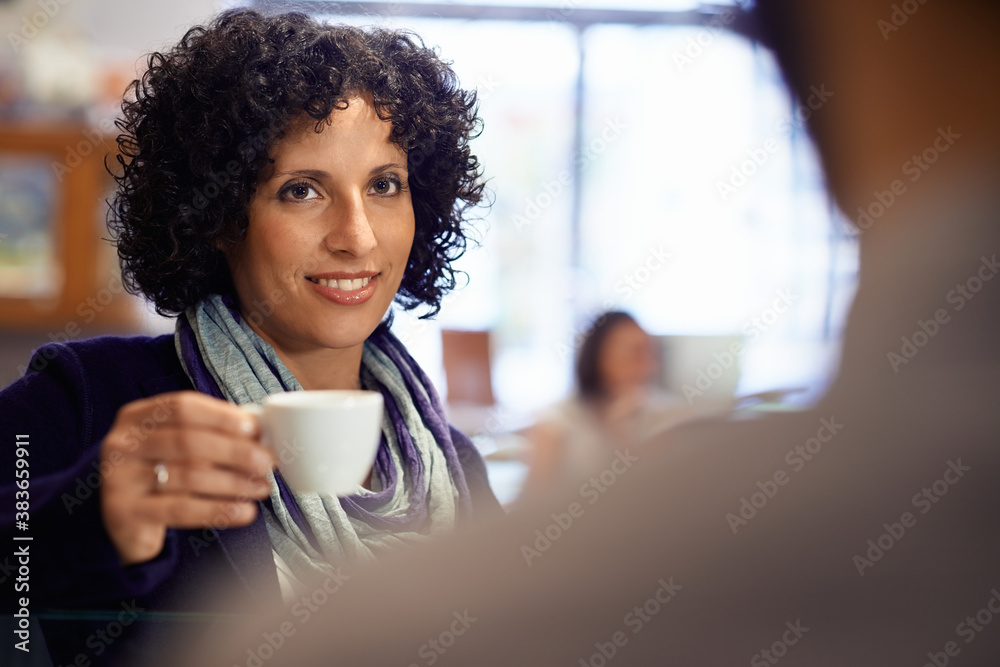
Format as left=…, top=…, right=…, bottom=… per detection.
left=227, top=96, right=414, bottom=359
left=598, top=321, right=657, bottom=397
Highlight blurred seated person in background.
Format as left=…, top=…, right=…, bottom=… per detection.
left=521, top=311, right=695, bottom=498
left=0, top=9, right=498, bottom=664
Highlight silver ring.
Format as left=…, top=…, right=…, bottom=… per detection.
left=153, top=462, right=169, bottom=493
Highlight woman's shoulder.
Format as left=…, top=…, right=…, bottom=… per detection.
left=1, top=335, right=190, bottom=476
left=28, top=333, right=179, bottom=374
left=49, top=332, right=176, bottom=357
left=12, top=333, right=189, bottom=404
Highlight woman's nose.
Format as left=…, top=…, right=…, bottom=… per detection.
left=324, top=195, right=377, bottom=256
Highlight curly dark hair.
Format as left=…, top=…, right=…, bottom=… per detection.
left=110, top=9, right=485, bottom=317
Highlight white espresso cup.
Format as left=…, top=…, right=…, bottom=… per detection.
left=245, top=390, right=384, bottom=496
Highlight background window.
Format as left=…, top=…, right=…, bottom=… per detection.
left=253, top=1, right=860, bottom=423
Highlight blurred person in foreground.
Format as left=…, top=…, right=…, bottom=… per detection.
left=188, top=0, right=1000, bottom=664
left=522, top=311, right=696, bottom=499
left=0, top=9, right=499, bottom=664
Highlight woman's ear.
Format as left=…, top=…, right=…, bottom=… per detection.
left=213, top=235, right=234, bottom=259
left=214, top=217, right=248, bottom=256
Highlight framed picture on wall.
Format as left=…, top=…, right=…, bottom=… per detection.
left=0, top=155, right=61, bottom=300
left=0, top=123, right=124, bottom=328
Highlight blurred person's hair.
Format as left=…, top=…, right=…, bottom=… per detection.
left=575, top=310, right=640, bottom=402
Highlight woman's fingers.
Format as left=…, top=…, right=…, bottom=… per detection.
left=151, top=460, right=272, bottom=500
left=100, top=391, right=276, bottom=564
left=134, top=494, right=260, bottom=531
left=120, top=391, right=259, bottom=438
left=105, top=391, right=276, bottom=476
left=129, top=425, right=275, bottom=477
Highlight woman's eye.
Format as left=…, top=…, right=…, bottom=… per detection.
left=370, top=177, right=400, bottom=196
left=282, top=183, right=319, bottom=201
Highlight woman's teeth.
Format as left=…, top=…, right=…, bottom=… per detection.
left=313, top=277, right=371, bottom=291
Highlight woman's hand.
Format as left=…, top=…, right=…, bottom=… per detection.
left=99, top=391, right=276, bottom=566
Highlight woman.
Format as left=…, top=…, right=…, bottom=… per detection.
left=521, top=311, right=696, bottom=499
left=0, top=9, right=498, bottom=664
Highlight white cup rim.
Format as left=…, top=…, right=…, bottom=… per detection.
left=261, top=389, right=382, bottom=408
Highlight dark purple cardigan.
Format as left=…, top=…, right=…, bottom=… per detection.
left=0, top=335, right=501, bottom=665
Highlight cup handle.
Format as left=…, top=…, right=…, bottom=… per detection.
left=240, top=403, right=269, bottom=449
left=241, top=403, right=263, bottom=416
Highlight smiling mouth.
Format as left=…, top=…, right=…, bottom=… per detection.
left=306, top=276, right=373, bottom=291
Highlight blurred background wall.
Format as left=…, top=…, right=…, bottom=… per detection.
left=1, top=0, right=214, bottom=48
left=0, top=0, right=220, bottom=388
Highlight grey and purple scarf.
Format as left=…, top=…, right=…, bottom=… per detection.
left=174, top=294, right=474, bottom=594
